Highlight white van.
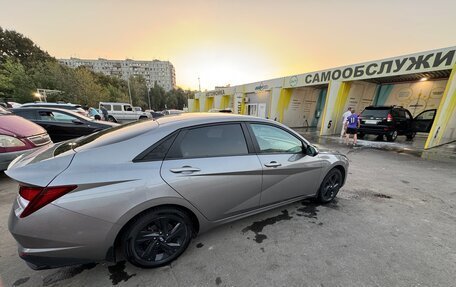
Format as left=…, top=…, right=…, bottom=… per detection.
left=99, top=102, right=151, bottom=123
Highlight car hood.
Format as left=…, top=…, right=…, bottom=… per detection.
left=0, top=114, right=46, bottom=137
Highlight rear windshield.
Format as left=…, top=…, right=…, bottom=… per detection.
left=54, top=120, right=157, bottom=155
left=361, top=108, right=389, bottom=118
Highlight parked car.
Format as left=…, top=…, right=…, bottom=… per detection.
left=11, top=107, right=118, bottom=142
left=0, top=106, right=52, bottom=170
left=162, top=109, right=185, bottom=115
left=21, top=103, right=88, bottom=116
left=358, top=106, right=437, bottom=142
left=208, top=108, right=233, bottom=113
left=99, top=102, right=151, bottom=123
left=6, top=113, right=348, bottom=270
left=146, top=110, right=164, bottom=119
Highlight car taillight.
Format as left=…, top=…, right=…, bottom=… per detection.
left=387, top=113, right=393, bottom=122
left=19, top=184, right=77, bottom=218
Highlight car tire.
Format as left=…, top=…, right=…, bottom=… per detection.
left=317, top=168, right=343, bottom=204
left=406, top=132, right=416, bottom=141
left=386, top=130, right=398, bottom=142
left=108, top=116, right=117, bottom=123
left=121, top=208, right=193, bottom=268
left=358, top=132, right=365, bottom=139
left=139, top=116, right=147, bottom=120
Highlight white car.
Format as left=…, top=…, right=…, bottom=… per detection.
left=99, top=102, right=151, bottom=123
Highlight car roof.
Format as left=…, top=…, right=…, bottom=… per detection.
left=100, top=102, right=130, bottom=105
left=22, top=102, right=81, bottom=107
left=155, top=112, right=273, bottom=129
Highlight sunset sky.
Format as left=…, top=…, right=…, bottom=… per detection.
left=1, top=0, right=455, bottom=90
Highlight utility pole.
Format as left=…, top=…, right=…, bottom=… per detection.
left=147, top=86, right=151, bottom=110
left=127, top=77, right=133, bottom=105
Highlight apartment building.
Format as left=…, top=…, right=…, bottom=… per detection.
left=59, top=58, right=176, bottom=91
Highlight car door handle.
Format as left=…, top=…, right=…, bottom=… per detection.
left=169, top=166, right=201, bottom=173
left=264, top=161, right=281, bottom=168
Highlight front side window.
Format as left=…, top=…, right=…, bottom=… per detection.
left=124, top=105, right=133, bottom=111
left=167, top=124, right=248, bottom=159
left=38, top=111, right=77, bottom=123
left=416, top=110, right=436, bottom=120
left=250, top=124, right=302, bottom=153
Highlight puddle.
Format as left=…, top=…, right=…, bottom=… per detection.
left=242, top=210, right=292, bottom=243
left=374, top=193, right=392, bottom=199
left=42, top=263, right=97, bottom=286
left=12, top=277, right=29, bottom=286
left=296, top=200, right=319, bottom=219
left=108, top=261, right=136, bottom=285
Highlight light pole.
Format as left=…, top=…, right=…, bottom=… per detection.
left=147, top=86, right=151, bottom=110
left=127, top=77, right=133, bottom=105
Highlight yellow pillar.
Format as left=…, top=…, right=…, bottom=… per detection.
left=425, top=64, right=456, bottom=149
left=319, top=81, right=351, bottom=135
left=276, top=88, right=293, bottom=123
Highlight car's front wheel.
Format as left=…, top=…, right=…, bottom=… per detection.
left=121, top=208, right=193, bottom=268
left=317, top=168, right=343, bottom=203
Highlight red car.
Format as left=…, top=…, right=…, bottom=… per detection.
left=0, top=106, right=52, bottom=170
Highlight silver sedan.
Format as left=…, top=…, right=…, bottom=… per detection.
left=7, top=113, right=349, bottom=269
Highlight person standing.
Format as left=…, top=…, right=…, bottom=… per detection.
left=340, top=107, right=352, bottom=138
left=100, top=105, right=109, bottom=121
left=345, top=109, right=360, bottom=146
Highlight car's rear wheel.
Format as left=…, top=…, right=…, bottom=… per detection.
left=317, top=168, right=343, bottom=203
left=108, top=116, right=117, bottom=123
left=121, top=208, right=193, bottom=268
left=386, top=130, right=398, bottom=142
left=358, top=132, right=365, bottom=139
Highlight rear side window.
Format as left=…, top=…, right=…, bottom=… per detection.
left=396, top=109, right=406, bottom=118
left=167, top=124, right=248, bottom=159
left=113, top=105, right=122, bottom=111
left=14, top=109, right=37, bottom=120
left=103, top=104, right=112, bottom=110
left=135, top=133, right=177, bottom=162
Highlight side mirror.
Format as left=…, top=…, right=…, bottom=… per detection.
left=304, top=145, right=319, bottom=157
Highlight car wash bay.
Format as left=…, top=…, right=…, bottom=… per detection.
left=320, top=69, right=452, bottom=149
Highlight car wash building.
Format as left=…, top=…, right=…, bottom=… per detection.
left=188, top=46, right=456, bottom=150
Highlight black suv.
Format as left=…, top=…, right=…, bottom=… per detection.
left=358, top=106, right=436, bottom=142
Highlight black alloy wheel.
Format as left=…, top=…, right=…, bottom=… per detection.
left=122, top=208, right=193, bottom=268
left=317, top=168, right=343, bottom=203
left=386, top=130, right=398, bottom=142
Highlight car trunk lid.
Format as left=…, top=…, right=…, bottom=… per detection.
left=5, top=142, right=75, bottom=187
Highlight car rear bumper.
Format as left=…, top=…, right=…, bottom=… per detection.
left=358, top=125, right=394, bottom=135
left=8, top=196, right=116, bottom=269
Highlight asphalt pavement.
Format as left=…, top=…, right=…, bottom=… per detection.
left=0, top=136, right=455, bottom=287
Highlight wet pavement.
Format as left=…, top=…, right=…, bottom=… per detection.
left=294, top=127, right=456, bottom=162
left=0, top=135, right=455, bottom=286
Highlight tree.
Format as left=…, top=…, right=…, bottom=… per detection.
left=0, top=58, right=35, bottom=102
left=0, top=27, right=53, bottom=66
